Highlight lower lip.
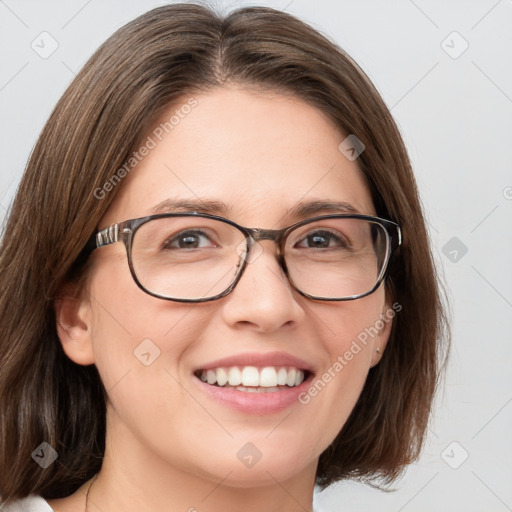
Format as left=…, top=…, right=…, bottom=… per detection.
left=193, top=375, right=313, bottom=415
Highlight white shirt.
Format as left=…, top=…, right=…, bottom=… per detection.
left=0, top=495, right=53, bottom=511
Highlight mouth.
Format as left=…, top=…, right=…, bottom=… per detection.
left=194, top=366, right=311, bottom=393
left=192, top=352, right=315, bottom=414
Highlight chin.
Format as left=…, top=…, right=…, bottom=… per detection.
left=186, top=437, right=317, bottom=488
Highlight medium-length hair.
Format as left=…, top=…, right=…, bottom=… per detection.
left=0, top=3, right=449, bottom=502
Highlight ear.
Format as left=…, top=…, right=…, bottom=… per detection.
left=54, top=286, right=95, bottom=366
left=369, top=303, right=395, bottom=367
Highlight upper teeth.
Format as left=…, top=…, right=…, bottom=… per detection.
left=198, top=366, right=305, bottom=388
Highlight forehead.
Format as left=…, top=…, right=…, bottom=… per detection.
left=102, top=86, right=375, bottom=226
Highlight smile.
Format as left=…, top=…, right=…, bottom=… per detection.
left=192, top=352, right=315, bottom=413
left=195, top=366, right=307, bottom=392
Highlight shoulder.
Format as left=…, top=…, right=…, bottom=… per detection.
left=0, top=495, right=53, bottom=511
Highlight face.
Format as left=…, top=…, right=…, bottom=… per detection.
left=59, top=86, right=392, bottom=488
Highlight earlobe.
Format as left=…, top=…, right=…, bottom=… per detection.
left=54, top=293, right=95, bottom=366
left=370, top=306, right=393, bottom=367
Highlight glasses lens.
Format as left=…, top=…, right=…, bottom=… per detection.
left=131, top=216, right=246, bottom=300
left=284, top=217, right=390, bottom=299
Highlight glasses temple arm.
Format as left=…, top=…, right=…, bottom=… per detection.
left=95, top=224, right=120, bottom=248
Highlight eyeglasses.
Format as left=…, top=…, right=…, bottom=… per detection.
left=83, top=212, right=401, bottom=303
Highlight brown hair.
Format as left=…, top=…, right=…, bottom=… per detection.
left=0, top=2, right=449, bottom=502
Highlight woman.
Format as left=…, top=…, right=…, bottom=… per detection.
left=0, top=4, right=448, bottom=511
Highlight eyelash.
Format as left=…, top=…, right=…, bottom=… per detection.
left=163, top=230, right=217, bottom=249
left=294, top=229, right=350, bottom=249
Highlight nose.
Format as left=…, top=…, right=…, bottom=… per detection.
left=221, top=240, right=306, bottom=333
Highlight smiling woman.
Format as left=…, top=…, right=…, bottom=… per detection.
left=0, top=3, right=448, bottom=512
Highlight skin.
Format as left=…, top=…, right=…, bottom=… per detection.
left=49, top=86, right=391, bottom=512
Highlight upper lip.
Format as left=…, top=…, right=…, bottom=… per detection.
left=194, top=351, right=315, bottom=373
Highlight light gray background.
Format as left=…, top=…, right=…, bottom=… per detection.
left=1, top=0, right=511, bottom=510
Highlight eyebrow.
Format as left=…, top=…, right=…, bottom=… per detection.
left=149, top=198, right=359, bottom=218
left=150, top=198, right=231, bottom=216
left=286, top=200, right=360, bottom=218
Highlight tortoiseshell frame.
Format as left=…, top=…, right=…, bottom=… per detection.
left=82, top=212, right=402, bottom=303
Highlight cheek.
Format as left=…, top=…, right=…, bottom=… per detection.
left=87, top=257, right=207, bottom=390
left=306, top=290, right=386, bottom=362
left=299, top=294, right=386, bottom=439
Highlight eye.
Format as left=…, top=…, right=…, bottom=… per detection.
left=162, top=230, right=216, bottom=250
left=295, top=229, right=349, bottom=249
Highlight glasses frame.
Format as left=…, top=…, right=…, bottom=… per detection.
left=83, top=212, right=402, bottom=303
